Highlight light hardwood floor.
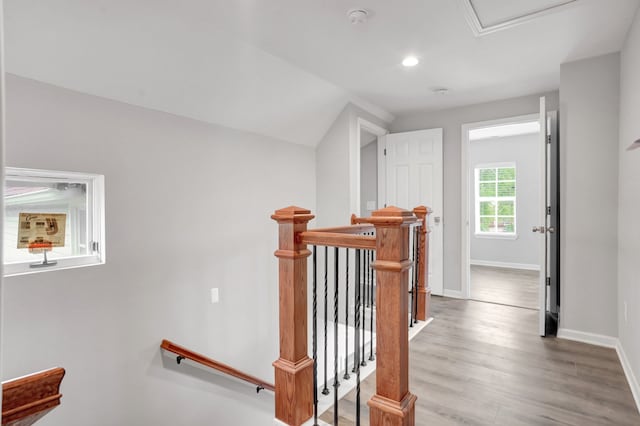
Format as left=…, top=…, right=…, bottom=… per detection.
left=322, top=297, right=640, bottom=425
left=470, top=265, right=539, bottom=310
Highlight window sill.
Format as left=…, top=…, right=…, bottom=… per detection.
left=4, top=255, right=105, bottom=277
left=474, top=233, right=518, bottom=240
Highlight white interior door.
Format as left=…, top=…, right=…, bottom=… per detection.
left=383, top=128, right=444, bottom=296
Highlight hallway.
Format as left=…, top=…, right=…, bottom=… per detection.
left=323, top=297, right=640, bottom=425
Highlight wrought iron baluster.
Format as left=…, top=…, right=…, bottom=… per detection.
left=361, top=244, right=367, bottom=367
left=355, top=249, right=361, bottom=426
left=344, top=248, right=350, bottom=381
left=333, top=247, right=340, bottom=424
left=414, top=227, right=420, bottom=325
left=312, top=246, right=319, bottom=426
left=322, top=246, right=330, bottom=395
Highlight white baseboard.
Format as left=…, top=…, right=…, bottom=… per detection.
left=558, top=329, right=639, bottom=414
left=557, top=328, right=618, bottom=348
left=616, top=341, right=640, bottom=415
left=443, top=289, right=465, bottom=299
left=470, top=259, right=540, bottom=271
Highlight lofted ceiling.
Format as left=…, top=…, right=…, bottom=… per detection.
left=4, top=0, right=640, bottom=146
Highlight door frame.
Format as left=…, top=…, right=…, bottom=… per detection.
left=352, top=117, right=388, bottom=217
left=460, top=113, right=541, bottom=300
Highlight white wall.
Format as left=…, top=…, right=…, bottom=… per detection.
left=360, top=141, right=377, bottom=216
left=2, top=74, right=315, bottom=425
left=559, top=53, right=620, bottom=338
left=618, top=7, right=640, bottom=405
left=469, top=133, right=540, bottom=267
left=391, top=92, right=559, bottom=292
left=316, top=103, right=388, bottom=227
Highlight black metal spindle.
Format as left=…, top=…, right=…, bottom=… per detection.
left=344, top=248, right=350, bottom=381
left=322, top=246, right=330, bottom=395
left=369, top=249, right=375, bottom=362
left=361, top=243, right=367, bottom=367
left=312, top=246, right=319, bottom=426
left=414, top=227, right=420, bottom=325
left=333, top=247, right=340, bottom=425
left=355, top=249, right=362, bottom=426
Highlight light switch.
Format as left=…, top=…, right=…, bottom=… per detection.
left=210, top=288, right=219, bottom=304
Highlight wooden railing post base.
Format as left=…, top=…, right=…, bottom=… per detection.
left=368, top=393, right=417, bottom=426
left=273, top=358, right=314, bottom=426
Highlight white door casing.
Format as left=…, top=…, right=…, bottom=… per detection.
left=538, top=96, right=548, bottom=336
left=381, top=128, right=444, bottom=296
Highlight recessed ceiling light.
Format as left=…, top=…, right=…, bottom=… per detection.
left=402, top=56, right=419, bottom=67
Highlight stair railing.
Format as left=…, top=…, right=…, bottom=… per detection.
left=272, top=205, right=427, bottom=426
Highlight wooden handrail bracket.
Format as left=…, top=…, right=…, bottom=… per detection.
left=2, top=367, right=65, bottom=426
left=160, top=340, right=275, bottom=392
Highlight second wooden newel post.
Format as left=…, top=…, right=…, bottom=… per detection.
left=368, top=206, right=417, bottom=426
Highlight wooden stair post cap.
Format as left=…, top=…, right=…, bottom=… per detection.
left=271, top=206, right=315, bottom=222
left=412, top=205, right=428, bottom=215
left=368, top=206, right=417, bottom=225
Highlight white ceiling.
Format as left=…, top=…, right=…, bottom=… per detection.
left=4, top=0, right=640, bottom=146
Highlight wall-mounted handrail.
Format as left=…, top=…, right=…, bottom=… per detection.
left=160, top=340, right=275, bottom=393
left=2, top=367, right=65, bottom=426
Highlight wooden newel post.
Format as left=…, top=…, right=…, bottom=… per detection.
left=412, top=206, right=431, bottom=321
left=271, top=206, right=315, bottom=426
left=368, top=206, right=417, bottom=426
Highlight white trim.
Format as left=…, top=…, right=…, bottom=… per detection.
left=353, top=117, right=388, bottom=217
left=349, top=95, right=395, bottom=125
left=460, top=0, right=579, bottom=37
left=461, top=113, right=540, bottom=300
left=617, top=341, right=640, bottom=414
left=443, top=289, right=465, bottom=299
left=557, top=328, right=618, bottom=348
left=470, top=259, right=540, bottom=271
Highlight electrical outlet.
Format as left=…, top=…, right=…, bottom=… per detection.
left=210, top=288, right=220, bottom=304
left=624, top=301, right=628, bottom=323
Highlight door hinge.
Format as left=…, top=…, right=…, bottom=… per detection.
left=91, top=241, right=100, bottom=253
left=547, top=135, right=551, bottom=144
left=546, top=277, right=551, bottom=287
left=547, top=206, right=551, bottom=215
left=384, top=148, right=387, bottom=156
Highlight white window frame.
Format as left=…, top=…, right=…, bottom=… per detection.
left=474, top=163, right=517, bottom=238
left=4, top=167, right=105, bottom=277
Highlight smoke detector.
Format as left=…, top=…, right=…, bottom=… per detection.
left=347, top=9, right=369, bottom=25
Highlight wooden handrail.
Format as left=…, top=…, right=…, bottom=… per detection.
left=160, top=340, right=275, bottom=392
left=299, top=231, right=376, bottom=250
left=308, top=223, right=375, bottom=234
left=2, top=367, right=65, bottom=426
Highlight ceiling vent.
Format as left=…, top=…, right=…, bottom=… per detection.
left=347, top=9, right=369, bottom=25
left=461, top=0, right=579, bottom=36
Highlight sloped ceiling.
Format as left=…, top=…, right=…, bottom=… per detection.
left=4, top=0, right=640, bottom=146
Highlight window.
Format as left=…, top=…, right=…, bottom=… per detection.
left=475, top=165, right=516, bottom=236
left=4, top=168, right=105, bottom=276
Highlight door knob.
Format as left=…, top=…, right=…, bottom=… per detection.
left=532, top=226, right=545, bottom=233
left=546, top=226, right=556, bottom=233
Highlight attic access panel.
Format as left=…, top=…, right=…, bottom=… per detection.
left=462, top=0, right=578, bottom=35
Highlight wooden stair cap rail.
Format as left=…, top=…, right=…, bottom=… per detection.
left=2, top=367, right=65, bottom=426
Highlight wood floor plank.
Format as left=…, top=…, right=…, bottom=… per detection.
left=322, top=297, right=640, bottom=425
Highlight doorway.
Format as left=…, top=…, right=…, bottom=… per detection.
left=462, top=114, right=542, bottom=310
